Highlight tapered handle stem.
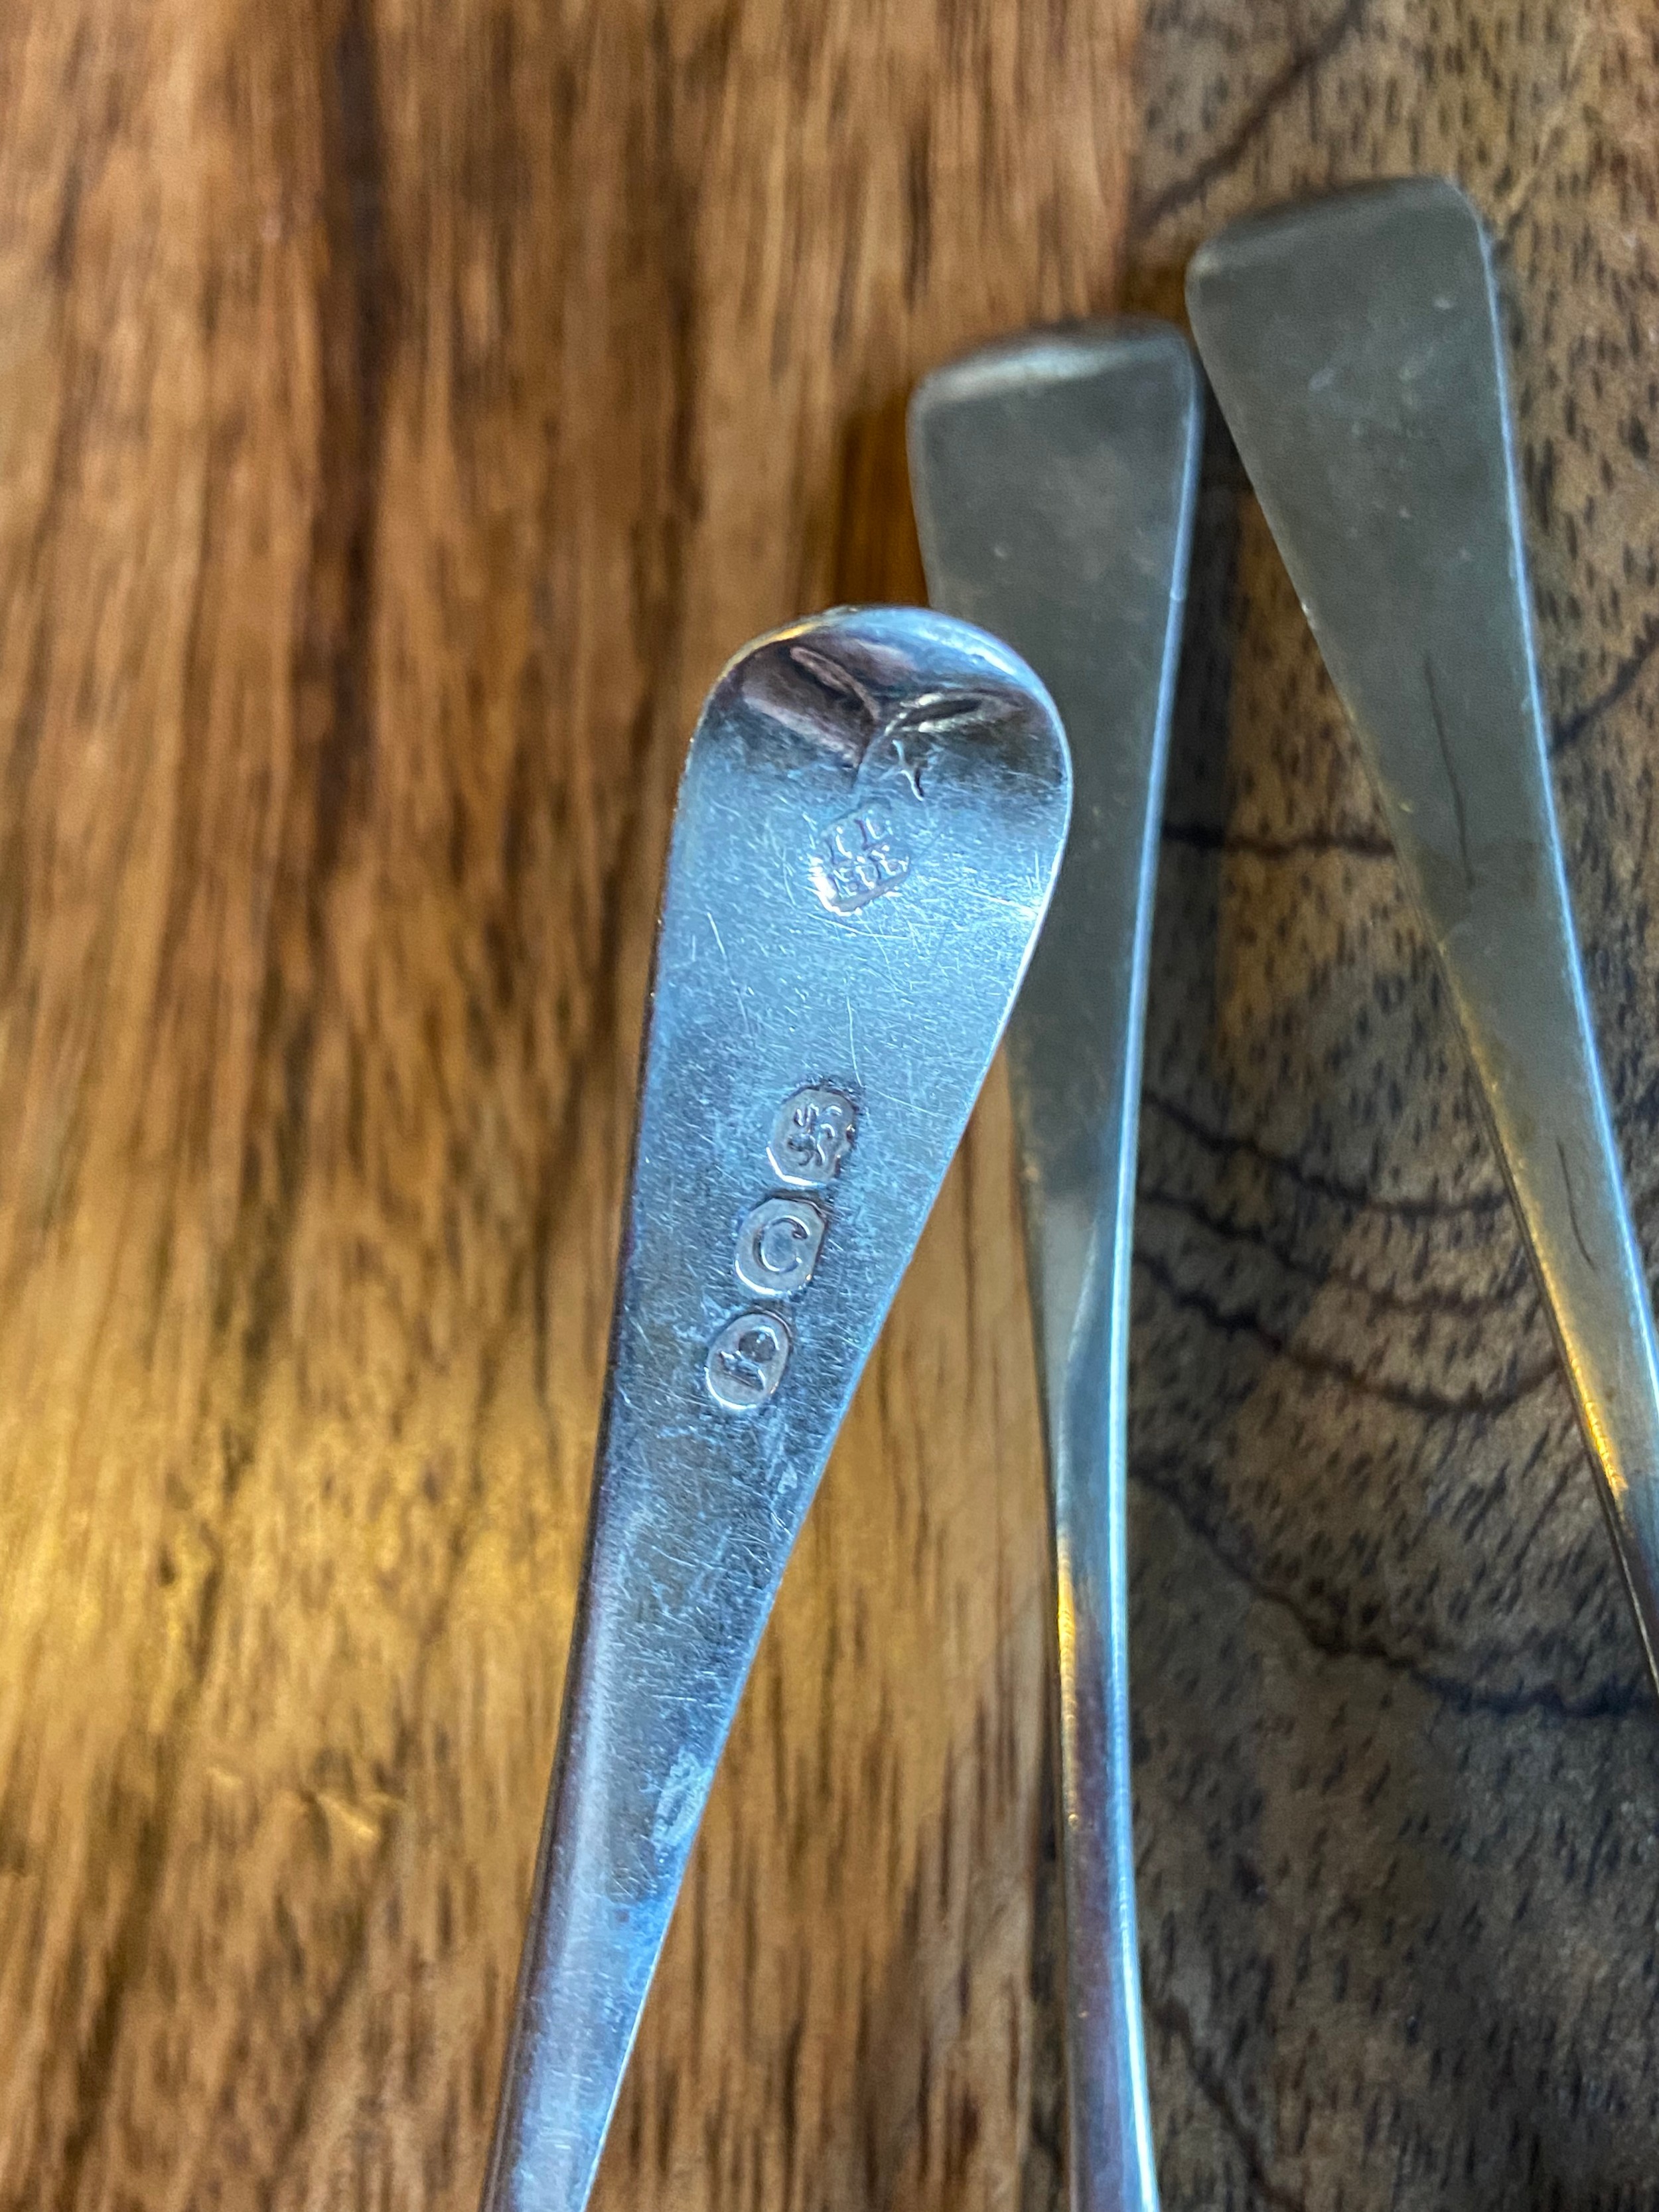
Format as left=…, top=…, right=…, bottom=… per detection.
left=1189, top=179, right=1659, bottom=1686
left=912, top=322, right=1202, bottom=2211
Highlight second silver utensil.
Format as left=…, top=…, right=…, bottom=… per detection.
left=911, top=321, right=1202, bottom=2212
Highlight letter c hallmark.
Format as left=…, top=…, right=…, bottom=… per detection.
left=735, top=1196, right=827, bottom=1297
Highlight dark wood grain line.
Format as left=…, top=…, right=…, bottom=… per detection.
left=1161, top=819, right=1394, bottom=859
left=1143, top=1090, right=1511, bottom=1223
left=1132, top=1464, right=1652, bottom=1722
left=1134, top=1247, right=1558, bottom=1418
left=1553, top=616, right=1659, bottom=753
left=1131, top=0, right=1370, bottom=235
left=47, top=1775, right=173, bottom=2212
left=1138, top=1182, right=1534, bottom=1323
left=1143, top=1983, right=1309, bottom=2212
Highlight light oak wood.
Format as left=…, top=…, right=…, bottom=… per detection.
left=0, top=5, right=1137, bottom=2207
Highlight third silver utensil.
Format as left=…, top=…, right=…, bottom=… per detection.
left=1189, top=177, right=1659, bottom=1689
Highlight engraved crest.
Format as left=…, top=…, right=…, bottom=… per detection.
left=810, top=806, right=910, bottom=915
left=735, top=1196, right=827, bottom=1297
left=768, top=1085, right=857, bottom=1187
left=705, top=1311, right=793, bottom=1410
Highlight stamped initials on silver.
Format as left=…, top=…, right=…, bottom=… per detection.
left=811, top=806, right=910, bottom=914
left=768, top=1085, right=857, bottom=1187
left=705, top=1311, right=793, bottom=1410
left=735, top=1197, right=826, bottom=1297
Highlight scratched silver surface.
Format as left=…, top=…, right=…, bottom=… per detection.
left=479, top=607, right=1073, bottom=2212
left=1188, top=179, right=1659, bottom=1690
left=910, top=321, right=1200, bottom=2212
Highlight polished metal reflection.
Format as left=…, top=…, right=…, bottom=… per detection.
left=910, top=322, right=1202, bottom=2212
left=480, top=607, right=1073, bottom=2212
left=1188, top=177, right=1659, bottom=1688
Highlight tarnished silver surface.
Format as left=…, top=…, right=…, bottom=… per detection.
left=910, top=322, right=1201, bottom=2212
left=1187, top=178, right=1659, bottom=1688
left=480, top=607, right=1072, bottom=2212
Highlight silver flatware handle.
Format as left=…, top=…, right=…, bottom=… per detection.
left=480, top=607, right=1072, bottom=2212
left=1188, top=177, right=1659, bottom=1684
left=911, top=321, right=1202, bottom=2212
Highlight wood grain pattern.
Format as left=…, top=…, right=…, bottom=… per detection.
left=0, top=4, right=1139, bottom=2207
left=1128, top=2, right=1659, bottom=2205
left=5, top=0, right=1656, bottom=2205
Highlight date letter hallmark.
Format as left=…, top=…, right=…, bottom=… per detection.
left=735, top=1197, right=826, bottom=1297
left=767, top=1084, right=857, bottom=1188
left=810, top=806, right=910, bottom=915
left=705, top=1311, right=793, bottom=1411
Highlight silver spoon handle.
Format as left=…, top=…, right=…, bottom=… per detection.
left=912, top=322, right=1202, bottom=2212
left=480, top=608, right=1072, bottom=2212
left=1189, top=179, right=1659, bottom=1683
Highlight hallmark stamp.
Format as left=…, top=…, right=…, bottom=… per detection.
left=705, top=1311, right=793, bottom=1410
left=767, top=1084, right=857, bottom=1188
left=705, top=1084, right=859, bottom=1410
left=735, top=1196, right=827, bottom=1297
left=810, top=806, right=910, bottom=915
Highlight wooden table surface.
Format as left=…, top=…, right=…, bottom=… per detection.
left=1, top=1, right=1654, bottom=2206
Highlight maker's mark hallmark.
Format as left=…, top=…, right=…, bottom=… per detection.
left=741, top=634, right=1023, bottom=921
left=767, top=1084, right=857, bottom=1187
left=735, top=1197, right=827, bottom=1297
left=705, top=1311, right=793, bottom=1410
left=811, top=806, right=910, bottom=915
